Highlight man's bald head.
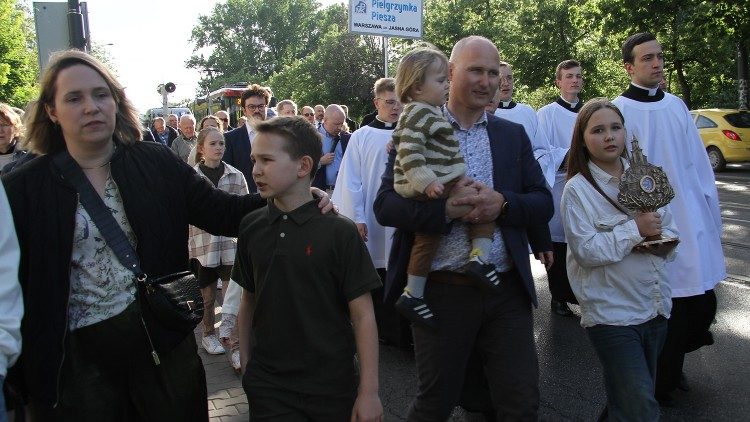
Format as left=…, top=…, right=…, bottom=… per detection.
left=448, top=36, right=501, bottom=114
left=322, top=104, right=346, bottom=136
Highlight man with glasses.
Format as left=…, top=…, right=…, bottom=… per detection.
left=223, top=84, right=271, bottom=191
left=301, top=106, right=316, bottom=124
left=214, top=110, right=233, bottom=132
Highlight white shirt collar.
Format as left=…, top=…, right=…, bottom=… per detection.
left=588, top=158, right=630, bottom=185
left=631, top=82, right=660, bottom=96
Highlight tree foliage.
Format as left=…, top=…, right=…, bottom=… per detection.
left=0, top=0, right=38, bottom=108
left=186, top=0, right=747, bottom=116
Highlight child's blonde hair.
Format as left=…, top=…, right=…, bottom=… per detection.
left=395, top=45, right=449, bottom=104
left=195, top=126, right=224, bottom=164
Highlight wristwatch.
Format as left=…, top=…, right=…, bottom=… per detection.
left=500, top=200, right=509, bottom=216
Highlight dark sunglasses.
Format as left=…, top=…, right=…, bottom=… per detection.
left=303, top=113, right=314, bottom=116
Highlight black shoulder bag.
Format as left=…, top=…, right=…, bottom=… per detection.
left=53, top=150, right=204, bottom=365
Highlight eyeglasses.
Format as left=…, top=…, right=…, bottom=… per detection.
left=219, top=118, right=229, bottom=122
left=245, top=104, right=267, bottom=111
left=376, top=98, right=401, bottom=107
left=303, top=113, right=314, bottom=117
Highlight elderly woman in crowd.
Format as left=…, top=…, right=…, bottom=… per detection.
left=0, top=50, right=331, bottom=421
left=0, top=104, right=32, bottom=174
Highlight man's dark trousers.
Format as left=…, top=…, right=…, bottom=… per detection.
left=407, top=269, right=539, bottom=421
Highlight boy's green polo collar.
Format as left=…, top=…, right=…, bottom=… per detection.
left=266, top=198, right=321, bottom=225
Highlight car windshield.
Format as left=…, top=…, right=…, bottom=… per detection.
left=724, top=112, right=750, bottom=128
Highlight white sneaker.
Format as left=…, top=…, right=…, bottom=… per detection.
left=229, top=349, right=241, bottom=373
left=201, top=334, right=225, bottom=355
left=219, top=314, right=237, bottom=339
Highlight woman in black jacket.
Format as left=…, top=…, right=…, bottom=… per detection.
left=0, top=50, right=329, bottom=421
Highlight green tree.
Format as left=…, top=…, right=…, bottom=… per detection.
left=267, top=5, right=383, bottom=121
left=187, top=0, right=323, bottom=95
left=0, top=0, right=38, bottom=107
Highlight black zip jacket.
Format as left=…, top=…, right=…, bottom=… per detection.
left=1, top=140, right=264, bottom=406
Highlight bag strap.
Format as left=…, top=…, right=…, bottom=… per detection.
left=581, top=171, right=630, bottom=215
left=52, top=150, right=144, bottom=277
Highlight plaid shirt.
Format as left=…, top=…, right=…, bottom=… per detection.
left=188, top=162, right=249, bottom=267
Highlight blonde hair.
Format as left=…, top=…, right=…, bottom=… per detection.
left=395, top=45, right=448, bottom=104
left=0, top=103, right=24, bottom=141
left=195, top=126, right=224, bottom=164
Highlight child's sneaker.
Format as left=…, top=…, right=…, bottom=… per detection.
left=395, top=292, right=437, bottom=328
left=201, top=334, right=226, bottom=355
left=464, top=254, right=502, bottom=292
left=229, top=349, right=241, bottom=373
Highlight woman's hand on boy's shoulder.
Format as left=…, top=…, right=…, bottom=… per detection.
left=350, top=392, right=383, bottom=422
left=311, top=188, right=338, bottom=214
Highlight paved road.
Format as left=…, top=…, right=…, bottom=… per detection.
left=203, top=164, right=750, bottom=421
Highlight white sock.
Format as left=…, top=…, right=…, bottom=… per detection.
left=405, top=275, right=427, bottom=299
left=471, top=238, right=493, bottom=261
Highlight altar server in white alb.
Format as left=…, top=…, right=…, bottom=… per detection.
left=332, top=77, right=401, bottom=273
left=493, top=61, right=561, bottom=189
left=613, top=32, right=725, bottom=405
left=537, top=59, right=585, bottom=317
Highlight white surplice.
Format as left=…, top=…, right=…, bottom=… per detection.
left=332, top=124, right=395, bottom=269
left=613, top=92, right=725, bottom=297
left=538, top=101, right=579, bottom=242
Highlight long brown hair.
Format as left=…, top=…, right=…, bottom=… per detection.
left=566, top=97, right=626, bottom=182
left=23, top=50, right=142, bottom=155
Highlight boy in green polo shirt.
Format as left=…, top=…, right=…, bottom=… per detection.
left=232, top=116, right=383, bottom=421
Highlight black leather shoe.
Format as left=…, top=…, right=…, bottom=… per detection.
left=656, top=392, right=676, bottom=407
left=395, top=293, right=437, bottom=328
left=551, top=299, right=575, bottom=317
left=677, top=372, right=690, bottom=392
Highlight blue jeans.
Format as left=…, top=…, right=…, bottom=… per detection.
left=586, top=316, right=667, bottom=422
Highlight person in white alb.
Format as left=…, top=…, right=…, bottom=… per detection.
left=332, top=78, right=400, bottom=272
left=562, top=98, right=678, bottom=421
left=331, top=78, right=405, bottom=345
left=537, top=59, right=585, bottom=317
left=492, top=62, right=562, bottom=189
left=0, top=182, right=23, bottom=422
left=612, top=32, right=725, bottom=406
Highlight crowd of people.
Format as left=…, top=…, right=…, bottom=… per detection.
left=0, top=30, right=724, bottom=422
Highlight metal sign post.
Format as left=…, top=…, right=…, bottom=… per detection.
left=384, top=36, right=389, bottom=78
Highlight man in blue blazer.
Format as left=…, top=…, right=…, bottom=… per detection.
left=374, top=36, right=553, bottom=421
left=223, top=84, right=271, bottom=192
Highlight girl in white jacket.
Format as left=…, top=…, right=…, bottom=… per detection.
left=561, top=98, right=678, bottom=422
